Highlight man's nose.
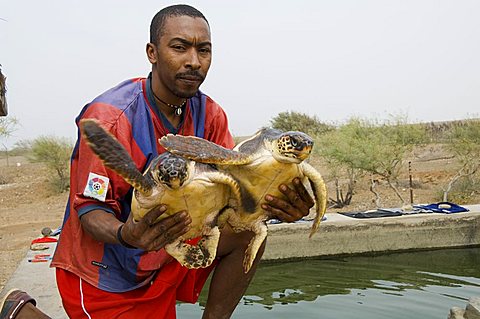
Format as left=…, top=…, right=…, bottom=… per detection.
left=185, top=49, right=201, bottom=70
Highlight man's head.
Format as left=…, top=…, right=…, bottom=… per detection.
left=147, top=5, right=212, bottom=100
left=150, top=5, right=209, bottom=45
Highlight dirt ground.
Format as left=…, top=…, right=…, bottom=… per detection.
left=0, top=147, right=478, bottom=291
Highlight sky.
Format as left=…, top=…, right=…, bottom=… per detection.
left=1, top=0, right=479, bottom=147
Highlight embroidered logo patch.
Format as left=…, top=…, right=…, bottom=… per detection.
left=84, top=172, right=109, bottom=202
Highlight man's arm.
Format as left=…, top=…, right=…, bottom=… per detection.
left=80, top=206, right=192, bottom=251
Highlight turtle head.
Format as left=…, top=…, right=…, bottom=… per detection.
left=271, top=131, right=314, bottom=163
left=150, top=152, right=194, bottom=189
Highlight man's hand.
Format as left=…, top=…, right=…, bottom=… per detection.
left=261, top=177, right=314, bottom=222
left=121, top=205, right=192, bottom=251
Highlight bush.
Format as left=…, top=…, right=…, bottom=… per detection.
left=317, top=115, right=426, bottom=206
left=30, top=136, right=73, bottom=193
left=440, top=120, right=480, bottom=201
left=270, top=111, right=333, bottom=136
left=436, top=175, right=480, bottom=204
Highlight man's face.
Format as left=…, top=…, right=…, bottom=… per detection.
left=149, top=15, right=212, bottom=99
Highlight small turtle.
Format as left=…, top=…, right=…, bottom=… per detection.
left=79, top=119, right=242, bottom=269
left=159, top=128, right=327, bottom=273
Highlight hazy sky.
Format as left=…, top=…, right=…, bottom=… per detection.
left=1, top=0, right=479, bottom=147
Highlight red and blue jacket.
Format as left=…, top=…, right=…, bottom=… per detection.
left=51, top=75, right=234, bottom=292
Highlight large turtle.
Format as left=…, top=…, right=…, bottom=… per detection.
left=159, top=128, right=327, bottom=273
left=79, top=119, right=242, bottom=269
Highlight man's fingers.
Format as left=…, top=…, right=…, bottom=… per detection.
left=151, top=211, right=191, bottom=236
left=262, top=204, right=296, bottom=223
left=155, top=211, right=191, bottom=227
left=263, top=195, right=304, bottom=221
left=143, top=205, right=168, bottom=226
left=278, top=184, right=310, bottom=213
left=292, top=178, right=315, bottom=208
left=149, top=211, right=191, bottom=250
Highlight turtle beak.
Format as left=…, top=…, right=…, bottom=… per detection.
left=168, top=177, right=183, bottom=189
left=296, top=148, right=311, bottom=161
left=296, top=140, right=313, bottom=160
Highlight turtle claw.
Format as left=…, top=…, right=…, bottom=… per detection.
left=243, top=254, right=255, bottom=274
left=165, top=227, right=220, bottom=269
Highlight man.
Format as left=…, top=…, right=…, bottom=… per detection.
left=0, top=64, right=7, bottom=116
left=0, top=5, right=313, bottom=319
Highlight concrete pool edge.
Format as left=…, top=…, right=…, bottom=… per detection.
left=264, top=205, right=480, bottom=261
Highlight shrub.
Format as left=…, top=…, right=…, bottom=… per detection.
left=317, top=115, right=426, bottom=207
left=30, top=136, right=73, bottom=193
left=441, top=120, right=480, bottom=201
left=270, top=111, right=333, bottom=137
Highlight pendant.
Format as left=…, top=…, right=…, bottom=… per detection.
left=175, top=107, right=182, bottom=116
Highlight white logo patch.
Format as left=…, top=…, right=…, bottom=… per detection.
left=83, top=172, right=109, bottom=202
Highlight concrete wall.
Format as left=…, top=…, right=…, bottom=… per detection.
left=263, top=210, right=480, bottom=261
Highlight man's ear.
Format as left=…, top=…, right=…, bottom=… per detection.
left=146, top=43, right=157, bottom=64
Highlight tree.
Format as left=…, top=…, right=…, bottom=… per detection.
left=315, top=127, right=362, bottom=208
left=441, top=120, right=480, bottom=201
left=0, top=116, right=19, bottom=166
left=30, top=136, right=73, bottom=192
left=270, top=111, right=333, bottom=137
left=317, top=116, right=426, bottom=207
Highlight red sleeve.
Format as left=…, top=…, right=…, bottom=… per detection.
left=71, top=103, right=143, bottom=218
left=203, top=97, right=235, bottom=149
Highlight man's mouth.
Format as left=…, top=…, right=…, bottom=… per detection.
left=178, top=77, right=202, bottom=84
left=176, top=72, right=204, bottom=84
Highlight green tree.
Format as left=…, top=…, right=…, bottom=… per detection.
left=30, top=135, right=73, bottom=192
left=270, top=111, right=333, bottom=136
left=441, top=120, right=480, bottom=202
left=0, top=116, right=19, bottom=166
left=317, top=116, right=426, bottom=207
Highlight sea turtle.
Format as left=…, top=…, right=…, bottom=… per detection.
left=159, top=128, right=327, bottom=273
left=79, top=119, right=242, bottom=269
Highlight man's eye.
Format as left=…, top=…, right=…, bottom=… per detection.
left=199, top=48, right=211, bottom=54
left=172, top=45, right=186, bottom=51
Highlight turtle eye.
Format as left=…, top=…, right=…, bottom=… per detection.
left=290, top=138, right=298, bottom=147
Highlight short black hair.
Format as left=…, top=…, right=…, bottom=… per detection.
left=150, top=4, right=209, bottom=45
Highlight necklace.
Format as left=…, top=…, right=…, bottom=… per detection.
left=150, top=88, right=186, bottom=116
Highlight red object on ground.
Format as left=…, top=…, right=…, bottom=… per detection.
left=30, top=237, right=58, bottom=244
left=28, top=253, right=52, bottom=262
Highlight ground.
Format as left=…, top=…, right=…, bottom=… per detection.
left=0, top=146, right=478, bottom=291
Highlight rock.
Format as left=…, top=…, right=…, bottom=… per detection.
left=448, top=297, right=480, bottom=319
left=449, top=307, right=466, bottom=319
left=465, top=297, right=480, bottom=319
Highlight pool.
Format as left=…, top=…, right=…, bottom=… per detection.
left=177, top=247, right=480, bottom=318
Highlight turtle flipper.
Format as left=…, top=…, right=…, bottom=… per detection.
left=223, top=210, right=268, bottom=273
left=80, top=119, right=154, bottom=196
left=165, top=226, right=220, bottom=269
left=202, top=171, right=243, bottom=209
left=300, top=162, right=327, bottom=238
left=159, top=134, right=252, bottom=165
left=243, top=223, right=268, bottom=273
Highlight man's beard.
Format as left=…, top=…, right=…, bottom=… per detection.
left=172, top=88, right=198, bottom=99
left=172, top=70, right=205, bottom=98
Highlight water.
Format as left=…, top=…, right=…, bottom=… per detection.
left=176, top=247, right=480, bottom=318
